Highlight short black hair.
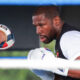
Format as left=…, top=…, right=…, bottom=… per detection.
left=33, top=6, right=60, bottom=19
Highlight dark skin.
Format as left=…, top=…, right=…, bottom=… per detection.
left=68, top=56, right=80, bottom=78
left=32, top=13, right=62, bottom=43
left=32, top=6, right=80, bottom=79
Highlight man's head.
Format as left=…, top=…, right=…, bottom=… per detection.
left=32, top=6, right=63, bottom=43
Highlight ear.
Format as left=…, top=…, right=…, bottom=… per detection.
left=52, top=16, right=61, bottom=27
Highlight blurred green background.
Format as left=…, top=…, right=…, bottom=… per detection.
left=0, top=40, right=55, bottom=80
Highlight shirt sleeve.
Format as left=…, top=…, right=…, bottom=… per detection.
left=60, top=31, right=80, bottom=60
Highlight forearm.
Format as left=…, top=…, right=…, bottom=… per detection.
left=50, top=58, right=80, bottom=78
left=67, top=56, right=80, bottom=78
left=56, top=56, right=80, bottom=78
left=68, top=69, right=80, bottom=78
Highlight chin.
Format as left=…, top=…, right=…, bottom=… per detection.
left=43, top=39, right=54, bottom=44
left=42, top=40, right=51, bottom=44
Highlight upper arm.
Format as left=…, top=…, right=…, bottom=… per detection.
left=60, top=31, right=80, bottom=60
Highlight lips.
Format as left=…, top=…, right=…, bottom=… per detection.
left=39, top=35, right=46, bottom=42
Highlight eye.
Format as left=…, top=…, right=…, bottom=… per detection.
left=39, top=23, right=44, bottom=27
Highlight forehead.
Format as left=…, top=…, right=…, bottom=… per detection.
left=32, top=14, right=47, bottom=23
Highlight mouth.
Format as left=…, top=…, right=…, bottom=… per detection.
left=39, top=35, right=47, bottom=42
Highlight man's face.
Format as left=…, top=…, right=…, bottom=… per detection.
left=32, top=14, right=57, bottom=43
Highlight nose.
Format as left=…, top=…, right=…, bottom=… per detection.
left=36, top=26, right=41, bottom=34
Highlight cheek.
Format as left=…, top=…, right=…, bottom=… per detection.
left=42, top=27, right=50, bottom=36
left=45, top=26, right=52, bottom=35
left=46, top=26, right=56, bottom=38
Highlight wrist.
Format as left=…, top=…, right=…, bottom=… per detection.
left=52, top=68, right=69, bottom=76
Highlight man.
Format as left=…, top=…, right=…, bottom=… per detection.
left=28, top=6, right=80, bottom=80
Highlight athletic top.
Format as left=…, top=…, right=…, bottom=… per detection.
left=55, top=23, right=80, bottom=80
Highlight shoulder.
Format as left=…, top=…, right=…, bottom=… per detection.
left=59, top=31, right=80, bottom=59
left=60, top=30, right=80, bottom=43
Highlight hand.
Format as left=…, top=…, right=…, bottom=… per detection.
left=27, top=48, right=55, bottom=80
left=28, top=47, right=55, bottom=60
